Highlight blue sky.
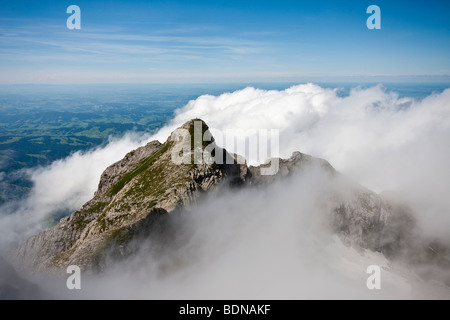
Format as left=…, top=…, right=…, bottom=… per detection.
left=0, top=0, right=449, bottom=83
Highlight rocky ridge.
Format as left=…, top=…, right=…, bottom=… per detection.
left=12, top=119, right=450, bottom=281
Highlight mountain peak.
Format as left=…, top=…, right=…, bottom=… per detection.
left=13, top=118, right=421, bottom=275
left=168, top=118, right=211, bottom=142
left=179, top=118, right=208, bottom=130
left=12, top=119, right=242, bottom=272
left=167, top=118, right=215, bottom=163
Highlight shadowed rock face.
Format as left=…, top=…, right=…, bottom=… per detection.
left=11, top=119, right=450, bottom=284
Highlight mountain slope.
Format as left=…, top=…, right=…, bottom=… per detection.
left=14, top=119, right=243, bottom=271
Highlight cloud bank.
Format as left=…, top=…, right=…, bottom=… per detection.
left=35, top=169, right=450, bottom=299
left=1, top=83, right=449, bottom=299
left=156, top=84, right=450, bottom=239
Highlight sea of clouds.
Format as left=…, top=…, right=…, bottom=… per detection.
left=1, top=83, right=449, bottom=299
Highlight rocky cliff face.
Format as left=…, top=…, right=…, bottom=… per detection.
left=12, top=119, right=449, bottom=279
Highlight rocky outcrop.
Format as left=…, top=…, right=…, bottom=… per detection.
left=13, top=119, right=243, bottom=272
left=248, top=151, right=335, bottom=185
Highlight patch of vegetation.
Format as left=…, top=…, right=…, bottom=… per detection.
left=83, top=201, right=110, bottom=214
left=98, top=216, right=108, bottom=232
left=73, top=217, right=91, bottom=231
left=147, top=199, right=158, bottom=208
left=106, top=141, right=173, bottom=197
left=0, top=137, right=22, bottom=144
left=118, top=201, right=131, bottom=212
left=108, top=227, right=133, bottom=247
left=26, top=153, right=47, bottom=159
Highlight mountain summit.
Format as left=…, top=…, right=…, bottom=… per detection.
left=14, top=119, right=240, bottom=271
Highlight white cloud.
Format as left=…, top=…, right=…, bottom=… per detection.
left=156, top=84, right=450, bottom=239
